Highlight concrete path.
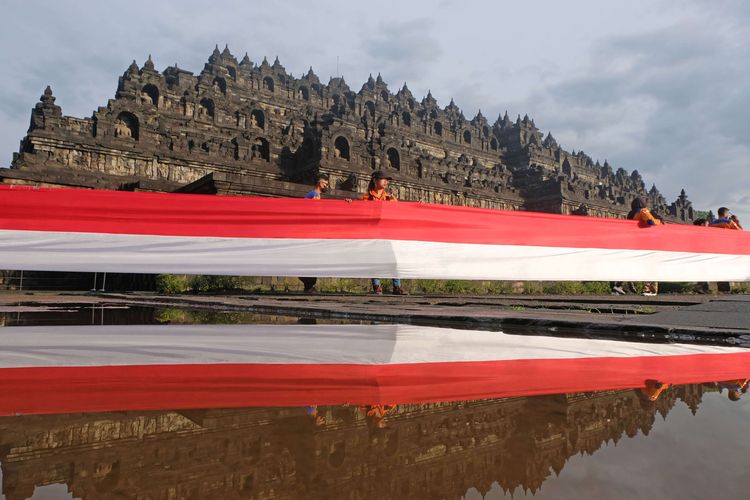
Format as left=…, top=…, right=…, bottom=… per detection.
left=623, top=295, right=749, bottom=332
left=1, top=291, right=748, bottom=342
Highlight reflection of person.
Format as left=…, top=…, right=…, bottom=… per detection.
left=299, top=174, right=330, bottom=293
left=640, top=379, right=670, bottom=401
left=305, top=405, right=326, bottom=426
left=717, top=379, right=749, bottom=401
left=362, top=171, right=406, bottom=295
left=362, top=404, right=397, bottom=429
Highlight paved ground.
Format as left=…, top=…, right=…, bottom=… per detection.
left=1, top=291, right=748, bottom=342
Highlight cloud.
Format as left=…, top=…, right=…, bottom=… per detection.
left=501, top=11, right=750, bottom=218
left=361, top=19, right=444, bottom=87
left=0, top=0, right=747, bottom=220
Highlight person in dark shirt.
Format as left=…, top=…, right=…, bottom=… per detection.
left=710, top=207, right=742, bottom=293
left=693, top=218, right=711, bottom=294
left=299, top=174, right=330, bottom=293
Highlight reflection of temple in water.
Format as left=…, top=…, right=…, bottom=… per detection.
left=0, top=384, right=712, bottom=499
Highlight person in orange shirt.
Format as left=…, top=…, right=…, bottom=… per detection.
left=630, top=197, right=662, bottom=296
left=362, top=170, right=398, bottom=202
left=362, top=171, right=406, bottom=295
left=628, top=196, right=664, bottom=226
left=612, top=197, right=663, bottom=296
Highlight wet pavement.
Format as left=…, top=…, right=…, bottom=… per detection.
left=3, top=291, right=748, bottom=341
left=0, top=303, right=363, bottom=328
left=625, top=295, right=750, bottom=331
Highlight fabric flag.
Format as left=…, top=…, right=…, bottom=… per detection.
left=1, top=186, right=749, bottom=281
left=2, top=324, right=749, bottom=416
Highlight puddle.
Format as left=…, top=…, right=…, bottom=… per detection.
left=1, top=312, right=749, bottom=498
left=1, top=384, right=749, bottom=499
left=0, top=304, right=366, bottom=327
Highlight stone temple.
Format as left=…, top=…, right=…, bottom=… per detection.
left=1, top=45, right=694, bottom=222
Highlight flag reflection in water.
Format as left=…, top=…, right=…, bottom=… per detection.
left=2, top=323, right=750, bottom=498
left=2, top=324, right=750, bottom=416
left=0, top=381, right=747, bottom=499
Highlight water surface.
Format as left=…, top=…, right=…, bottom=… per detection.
left=1, top=384, right=748, bottom=499
left=1, top=306, right=748, bottom=499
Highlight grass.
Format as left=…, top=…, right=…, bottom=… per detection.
left=154, top=275, right=727, bottom=296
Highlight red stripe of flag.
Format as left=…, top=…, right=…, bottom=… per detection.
left=2, top=352, right=750, bottom=416
left=1, top=187, right=749, bottom=255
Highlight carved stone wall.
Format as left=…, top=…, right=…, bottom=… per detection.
left=1, top=46, right=693, bottom=221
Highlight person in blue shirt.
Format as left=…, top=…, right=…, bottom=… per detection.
left=710, top=207, right=742, bottom=230
left=710, top=207, right=742, bottom=293
left=299, top=174, right=330, bottom=292
left=304, top=173, right=329, bottom=200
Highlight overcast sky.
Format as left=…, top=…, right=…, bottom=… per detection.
left=0, top=0, right=747, bottom=218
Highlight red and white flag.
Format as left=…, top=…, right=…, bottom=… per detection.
left=1, top=186, right=749, bottom=281
left=2, top=324, right=749, bottom=416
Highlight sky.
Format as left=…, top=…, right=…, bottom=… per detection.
left=463, top=390, right=750, bottom=499
left=0, top=0, right=747, bottom=218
